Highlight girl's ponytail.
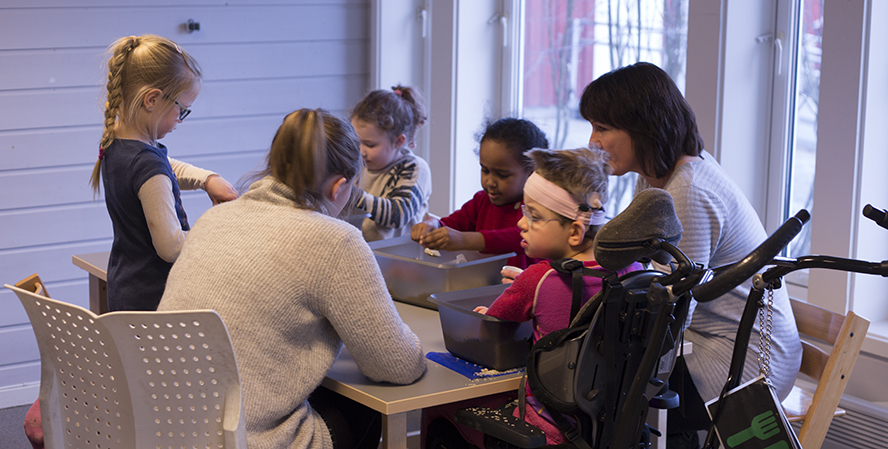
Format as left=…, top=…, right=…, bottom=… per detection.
left=265, top=108, right=360, bottom=213
left=269, top=109, right=328, bottom=209
left=391, top=85, right=427, bottom=148
left=91, top=36, right=139, bottom=194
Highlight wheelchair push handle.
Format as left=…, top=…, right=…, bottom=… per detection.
left=864, top=204, right=888, bottom=230
left=691, top=209, right=810, bottom=303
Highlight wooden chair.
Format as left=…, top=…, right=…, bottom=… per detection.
left=780, top=298, right=869, bottom=449
left=7, top=283, right=248, bottom=449
left=15, top=273, right=50, bottom=448
left=15, top=273, right=50, bottom=297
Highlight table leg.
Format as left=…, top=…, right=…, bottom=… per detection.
left=381, top=412, right=408, bottom=449
left=88, top=274, right=108, bottom=315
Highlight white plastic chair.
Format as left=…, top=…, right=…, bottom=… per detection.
left=6, top=283, right=247, bottom=449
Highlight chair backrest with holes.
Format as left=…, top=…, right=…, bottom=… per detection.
left=101, top=309, right=246, bottom=448
left=9, top=284, right=135, bottom=448
left=6, top=284, right=247, bottom=449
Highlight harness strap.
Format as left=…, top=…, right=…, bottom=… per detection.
left=549, top=409, right=594, bottom=449
left=570, top=266, right=583, bottom=322
left=551, top=258, right=608, bottom=323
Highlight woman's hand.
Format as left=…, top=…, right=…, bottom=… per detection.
left=205, top=174, right=239, bottom=205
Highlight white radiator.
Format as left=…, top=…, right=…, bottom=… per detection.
left=793, top=393, right=888, bottom=449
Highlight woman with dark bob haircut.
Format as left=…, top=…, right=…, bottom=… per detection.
left=580, top=62, right=802, bottom=449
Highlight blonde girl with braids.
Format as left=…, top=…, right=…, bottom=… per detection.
left=349, top=85, right=432, bottom=241
left=91, top=35, right=238, bottom=312
left=158, top=109, right=426, bottom=449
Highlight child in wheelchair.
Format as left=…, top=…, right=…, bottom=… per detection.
left=422, top=146, right=643, bottom=448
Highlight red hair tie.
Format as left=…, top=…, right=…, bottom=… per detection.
left=98, top=148, right=105, bottom=160
left=393, top=89, right=402, bottom=96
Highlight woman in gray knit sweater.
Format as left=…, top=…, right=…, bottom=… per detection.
left=158, top=109, right=426, bottom=449
left=580, top=63, right=802, bottom=449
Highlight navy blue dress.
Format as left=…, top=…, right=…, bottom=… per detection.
left=102, top=139, right=189, bottom=311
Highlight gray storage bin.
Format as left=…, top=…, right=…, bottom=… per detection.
left=429, top=284, right=533, bottom=371
left=343, top=213, right=370, bottom=229
left=369, top=236, right=515, bottom=310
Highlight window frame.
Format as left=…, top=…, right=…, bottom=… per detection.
left=693, top=0, right=888, bottom=355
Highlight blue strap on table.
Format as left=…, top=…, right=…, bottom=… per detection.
left=426, top=352, right=524, bottom=380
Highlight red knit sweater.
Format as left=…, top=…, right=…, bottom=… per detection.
left=440, top=190, right=537, bottom=268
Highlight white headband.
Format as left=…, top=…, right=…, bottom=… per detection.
left=524, top=172, right=606, bottom=226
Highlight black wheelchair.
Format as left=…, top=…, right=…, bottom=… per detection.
left=452, top=189, right=888, bottom=449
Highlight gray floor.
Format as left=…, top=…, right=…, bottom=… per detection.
left=0, top=404, right=33, bottom=449
left=0, top=404, right=421, bottom=449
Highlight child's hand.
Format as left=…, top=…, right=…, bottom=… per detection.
left=205, top=175, right=239, bottom=205
left=501, top=265, right=523, bottom=284
left=411, top=216, right=440, bottom=242
left=411, top=223, right=431, bottom=242
left=473, top=306, right=489, bottom=314
left=419, top=227, right=466, bottom=251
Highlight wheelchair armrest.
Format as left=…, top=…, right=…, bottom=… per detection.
left=455, top=407, right=548, bottom=449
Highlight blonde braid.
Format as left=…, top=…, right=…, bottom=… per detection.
left=90, top=36, right=139, bottom=194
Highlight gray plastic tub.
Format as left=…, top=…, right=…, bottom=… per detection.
left=428, top=284, right=533, bottom=371
left=368, top=236, right=515, bottom=310
left=343, top=213, right=369, bottom=230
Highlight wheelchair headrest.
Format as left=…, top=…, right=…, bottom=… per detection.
left=593, top=188, right=683, bottom=270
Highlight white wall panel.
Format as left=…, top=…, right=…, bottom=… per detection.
left=0, top=295, right=31, bottom=330
left=0, top=48, right=106, bottom=91
left=4, top=0, right=360, bottom=6
left=0, top=5, right=366, bottom=50
left=1, top=245, right=112, bottom=288
left=0, top=326, right=40, bottom=366
left=0, top=76, right=364, bottom=131
left=0, top=363, right=41, bottom=396
left=0, top=189, right=276, bottom=251
left=1, top=40, right=367, bottom=91
left=2, top=117, right=280, bottom=171
left=0, top=153, right=265, bottom=209
left=0, top=0, right=370, bottom=406
left=0, top=204, right=112, bottom=249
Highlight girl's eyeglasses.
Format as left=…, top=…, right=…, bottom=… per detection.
left=521, top=204, right=562, bottom=229
left=161, top=92, right=192, bottom=121
left=171, top=100, right=191, bottom=121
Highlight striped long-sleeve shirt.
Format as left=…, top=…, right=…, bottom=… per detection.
left=355, top=148, right=432, bottom=241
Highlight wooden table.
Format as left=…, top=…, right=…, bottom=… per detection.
left=72, top=251, right=110, bottom=315
left=72, top=250, right=683, bottom=449
left=323, top=303, right=524, bottom=448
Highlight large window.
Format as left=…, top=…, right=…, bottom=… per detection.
left=516, top=1, right=821, bottom=269
left=519, top=0, right=688, bottom=217
left=784, top=0, right=823, bottom=260
left=511, top=1, right=888, bottom=349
